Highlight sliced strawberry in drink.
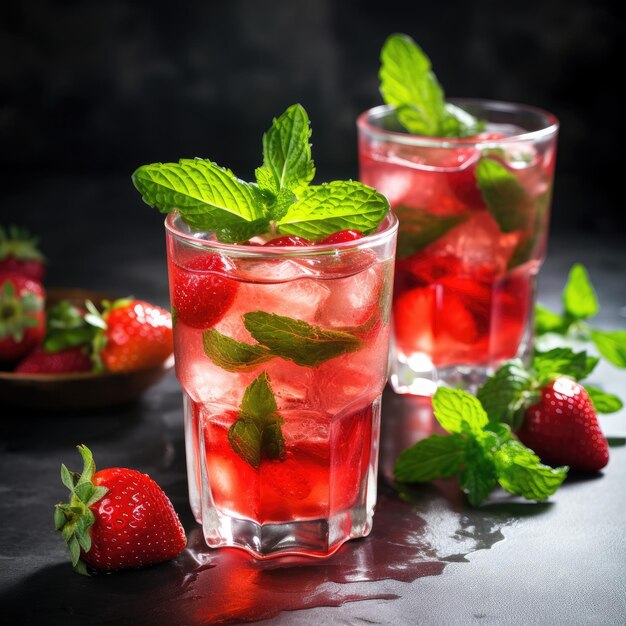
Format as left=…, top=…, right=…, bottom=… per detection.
left=392, top=286, right=435, bottom=355
left=405, top=252, right=463, bottom=286
left=171, top=254, right=238, bottom=329
left=319, top=230, right=364, bottom=244
left=437, top=290, right=479, bottom=345
left=261, top=455, right=312, bottom=501
left=263, top=235, right=312, bottom=247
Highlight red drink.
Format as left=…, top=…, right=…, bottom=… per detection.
left=166, top=212, right=397, bottom=557
left=358, top=100, right=559, bottom=393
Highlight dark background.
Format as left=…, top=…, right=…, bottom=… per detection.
left=1, top=0, right=624, bottom=290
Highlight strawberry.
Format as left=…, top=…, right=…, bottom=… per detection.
left=15, top=345, right=93, bottom=374
left=319, top=230, right=364, bottom=244
left=263, top=235, right=312, bottom=247
left=0, top=273, right=45, bottom=362
left=92, top=298, right=174, bottom=373
left=517, top=377, right=609, bottom=473
left=171, top=255, right=238, bottom=329
left=0, top=225, right=46, bottom=282
left=54, top=445, right=186, bottom=574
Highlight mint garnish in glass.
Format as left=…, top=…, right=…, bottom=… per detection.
left=132, top=103, right=390, bottom=243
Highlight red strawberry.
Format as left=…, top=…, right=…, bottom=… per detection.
left=171, top=255, right=238, bottom=329
left=0, top=273, right=45, bottom=362
left=93, top=298, right=173, bottom=373
left=264, top=235, right=312, bottom=247
left=15, top=345, right=93, bottom=374
left=0, top=225, right=46, bottom=282
left=261, top=454, right=312, bottom=500
left=54, top=445, right=186, bottom=574
left=517, top=377, right=609, bottom=472
left=319, top=230, right=364, bottom=245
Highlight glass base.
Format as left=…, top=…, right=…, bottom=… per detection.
left=183, top=393, right=381, bottom=559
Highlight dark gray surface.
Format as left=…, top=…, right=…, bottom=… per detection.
left=0, top=176, right=625, bottom=625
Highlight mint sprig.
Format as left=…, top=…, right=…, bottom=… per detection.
left=228, top=372, right=285, bottom=468
left=203, top=312, right=363, bottom=370
left=378, top=33, right=484, bottom=137
left=132, top=104, right=389, bottom=242
left=394, top=387, right=567, bottom=506
left=535, top=263, right=626, bottom=369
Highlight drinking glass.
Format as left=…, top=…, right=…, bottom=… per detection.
left=357, top=99, right=558, bottom=395
left=165, top=211, right=398, bottom=558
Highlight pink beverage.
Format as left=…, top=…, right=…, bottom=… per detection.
left=357, top=100, right=558, bottom=394
left=165, top=212, right=397, bottom=558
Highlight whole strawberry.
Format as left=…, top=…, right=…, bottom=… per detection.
left=517, top=377, right=609, bottom=473
left=0, top=273, right=46, bottom=362
left=15, top=345, right=92, bottom=374
left=54, top=445, right=186, bottom=574
left=0, top=225, right=46, bottom=282
left=91, top=298, right=174, bottom=373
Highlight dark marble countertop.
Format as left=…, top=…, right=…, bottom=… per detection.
left=1, top=176, right=625, bottom=625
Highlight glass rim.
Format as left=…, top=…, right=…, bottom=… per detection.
left=356, top=98, right=559, bottom=147
left=164, top=210, right=399, bottom=258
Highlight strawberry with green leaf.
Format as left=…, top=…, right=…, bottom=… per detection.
left=535, top=263, right=626, bottom=369
left=0, top=225, right=46, bottom=282
left=55, top=445, right=186, bottom=574
left=0, top=273, right=45, bottom=362
left=477, top=347, right=620, bottom=472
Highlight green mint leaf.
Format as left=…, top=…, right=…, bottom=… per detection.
left=262, top=103, right=315, bottom=195
left=460, top=437, right=498, bottom=507
left=228, top=418, right=262, bottom=468
left=476, top=158, right=529, bottom=233
left=534, top=303, right=567, bottom=336
left=203, top=329, right=273, bottom=372
left=393, top=206, right=466, bottom=258
left=440, top=103, right=486, bottom=138
left=393, top=433, right=466, bottom=482
left=562, top=263, right=599, bottom=321
left=277, top=181, right=389, bottom=240
left=228, top=372, right=285, bottom=468
left=255, top=166, right=278, bottom=195
left=476, top=360, right=533, bottom=429
left=494, top=440, right=568, bottom=501
left=432, top=387, right=489, bottom=436
left=590, top=329, right=626, bottom=368
left=132, top=159, right=266, bottom=228
left=267, top=188, right=297, bottom=222
left=243, top=311, right=363, bottom=367
left=585, top=386, right=624, bottom=414
left=211, top=217, right=271, bottom=244
left=378, top=33, right=446, bottom=136
left=532, top=348, right=598, bottom=384
left=240, top=371, right=278, bottom=420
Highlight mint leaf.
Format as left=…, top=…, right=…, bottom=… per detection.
left=255, top=166, right=278, bottom=195
left=394, top=434, right=466, bottom=482
left=277, top=181, right=389, bottom=240
left=532, top=348, right=598, bottom=384
left=228, top=419, right=263, bottom=468
left=228, top=372, right=285, bottom=468
left=267, top=188, right=297, bottom=222
left=476, top=360, right=533, bottom=428
left=460, top=437, right=497, bottom=507
left=585, top=386, right=624, bottom=414
left=393, top=206, right=466, bottom=258
left=379, top=33, right=446, bottom=136
left=261, top=103, right=315, bottom=196
left=132, top=159, right=266, bottom=234
left=432, top=387, right=489, bottom=436
left=243, top=311, right=362, bottom=367
left=590, top=329, right=626, bottom=368
left=203, top=329, right=273, bottom=372
left=494, top=440, right=568, bottom=501
left=535, top=303, right=567, bottom=335
left=476, top=158, right=529, bottom=233
left=563, top=263, right=599, bottom=321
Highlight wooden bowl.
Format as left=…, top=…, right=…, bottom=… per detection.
left=0, top=288, right=175, bottom=411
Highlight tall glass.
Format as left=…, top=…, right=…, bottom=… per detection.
left=165, top=211, right=398, bottom=558
left=357, top=100, right=558, bottom=395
